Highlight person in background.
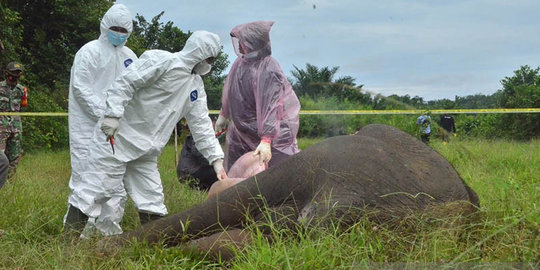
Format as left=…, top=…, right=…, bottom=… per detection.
left=416, top=112, right=432, bottom=144
left=64, top=30, right=227, bottom=236
left=439, top=113, right=456, bottom=142
left=0, top=151, right=7, bottom=237
left=214, top=21, right=301, bottom=171
left=0, top=151, right=9, bottom=190
left=0, top=61, right=28, bottom=180
left=64, top=3, right=137, bottom=237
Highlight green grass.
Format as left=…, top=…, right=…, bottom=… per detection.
left=0, top=137, right=538, bottom=269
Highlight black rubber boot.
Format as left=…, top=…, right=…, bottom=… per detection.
left=138, top=212, right=163, bottom=225
left=63, top=204, right=89, bottom=241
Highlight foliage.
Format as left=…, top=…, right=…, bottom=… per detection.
left=128, top=12, right=190, bottom=56
left=373, top=94, right=426, bottom=110
left=453, top=66, right=540, bottom=141
left=298, top=95, right=364, bottom=137
left=298, top=95, right=418, bottom=137
left=290, top=63, right=369, bottom=103
left=22, top=87, right=69, bottom=151
left=493, top=65, right=540, bottom=140
left=0, top=2, right=24, bottom=69
left=127, top=11, right=229, bottom=110
left=452, top=94, right=497, bottom=109
left=4, top=0, right=110, bottom=91
left=1, top=0, right=110, bottom=151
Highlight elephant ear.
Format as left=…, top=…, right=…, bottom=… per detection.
left=227, top=151, right=267, bottom=179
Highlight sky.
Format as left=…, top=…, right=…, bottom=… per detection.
left=116, top=0, right=540, bottom=101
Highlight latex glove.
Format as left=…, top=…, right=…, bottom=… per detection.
left=212, top=159, right=227, bottom=181
left=215, top=114, right=229, bottom=134
left=253, top=140, right=272, bottom=165
left=101, top=117, right=120, bottom=140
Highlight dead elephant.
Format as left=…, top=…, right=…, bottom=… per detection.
left=100, top=124, right=479, bottom=258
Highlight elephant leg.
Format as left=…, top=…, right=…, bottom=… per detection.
left=184, top=229, right=253, bottom=261
left=252, top=205, right=301, bottom=234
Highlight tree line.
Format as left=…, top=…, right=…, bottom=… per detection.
left=1, top=1, right=538, bottom=151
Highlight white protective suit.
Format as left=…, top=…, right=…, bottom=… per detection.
left=74, top=30, right=224, bottom=234
left=66, top=4, right=136, bottom=234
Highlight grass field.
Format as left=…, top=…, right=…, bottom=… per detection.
left=0, top=137, right=538, bottom=269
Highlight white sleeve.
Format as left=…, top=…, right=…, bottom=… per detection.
left=70, top=50, right=105, bottom=120
left=104, top=55, right=163, bottom=118
left=185, top=83, right=224, bottom=164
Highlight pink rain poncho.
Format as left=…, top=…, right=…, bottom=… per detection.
left=221, top=21, right=301, bottom=171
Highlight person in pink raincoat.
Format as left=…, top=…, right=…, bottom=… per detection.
left=215, top=21, right=301, bottom=171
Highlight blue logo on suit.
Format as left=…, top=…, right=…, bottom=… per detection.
left=190, top=90, right=198, bottom=102
left=124, top=58, right=133, bottom=67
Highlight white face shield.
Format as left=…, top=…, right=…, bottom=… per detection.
left=232, top=36, right=245, bottom=56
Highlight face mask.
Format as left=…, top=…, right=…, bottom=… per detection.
left=107, top=30, right=128, bottom=47
left=193, top=61, right=212, bottom=75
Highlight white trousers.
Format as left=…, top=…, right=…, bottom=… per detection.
left=67, top=141, right=167, bottom=235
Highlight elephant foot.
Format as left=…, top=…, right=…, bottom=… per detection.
left=184, top=229, right=254, bottom=260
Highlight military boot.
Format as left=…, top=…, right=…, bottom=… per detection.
left=63, top=204, right=89, bottom=242
left=138, top=211, right=163, bottom=225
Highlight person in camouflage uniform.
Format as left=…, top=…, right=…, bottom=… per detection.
left=0, top=62, right=28, bottom=179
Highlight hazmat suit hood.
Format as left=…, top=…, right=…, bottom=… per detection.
left=179, top=31, right=221, bottom=73
left=99, top=4, right=133, bottom=47
left=231, top=21, right=273, bottom=61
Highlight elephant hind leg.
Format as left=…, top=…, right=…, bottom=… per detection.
left=251, top=205, right=301, bottom=235
left=184, top=229, right=254, bottom=261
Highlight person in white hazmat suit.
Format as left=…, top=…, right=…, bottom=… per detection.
left=64, top=30, right=227, bottom=236
left=64, top=4, right=137, bottom=237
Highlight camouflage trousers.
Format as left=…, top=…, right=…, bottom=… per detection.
left=0, top=119, right=23, bottom=178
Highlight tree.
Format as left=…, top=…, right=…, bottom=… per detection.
left=493, top=65, right=540, bottom=139
left=2, top=0, right=112, bottom=150
left=128, top=12, right=229, bottom=110
left=453, top=94, right=496, bottom=109
left=290, top=63, right=368, bottom=103
left=128, top=12, right=190, bottom=55
left=291, top=63, right=339, bottom=97
left=5, top=0, right=111, bottom=93
left=0, top=3, right=24, bottom=70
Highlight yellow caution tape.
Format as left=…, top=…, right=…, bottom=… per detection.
left=0, top=112, right=68, bottom=117
left=0, top=108, right=538, bottom=117
left=295, top=108, right=540, bottom=115
left=215, top=108, right=540, bottom=115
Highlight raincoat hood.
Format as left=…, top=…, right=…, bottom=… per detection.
left=231, top=21, right=273, bottom=60
left=99, top=4, right=133, bottom=47
left=179, top=30, right=222, bottom=70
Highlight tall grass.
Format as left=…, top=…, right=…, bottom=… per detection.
left=0, top=138, right=537, bottom=269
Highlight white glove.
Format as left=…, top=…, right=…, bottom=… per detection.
left=212, top=159, right=227, bottom=181
left=253, top=140, right=272, bottom=165
left=215, top=114, right=229, bottom=134
left=101, top=117, right=120, bottom=140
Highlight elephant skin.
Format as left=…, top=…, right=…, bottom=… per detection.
left=101, top=124, right=479, bottom=257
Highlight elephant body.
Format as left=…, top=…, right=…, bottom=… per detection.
left=110, top=124, right=479, bottom=252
